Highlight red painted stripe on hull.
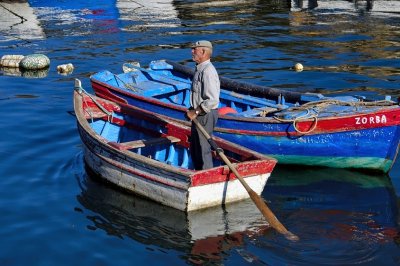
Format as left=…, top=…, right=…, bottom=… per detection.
left=92, top=148, right=189, bottom=190
left=92, top=81, right=400, bottom=137
left=191, top=160, right=275, bottom=186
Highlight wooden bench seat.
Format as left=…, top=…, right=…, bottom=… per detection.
left=108, top=136, right=181, bottom=150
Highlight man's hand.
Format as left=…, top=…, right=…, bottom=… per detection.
left=186, top=109, right=198, bottom=121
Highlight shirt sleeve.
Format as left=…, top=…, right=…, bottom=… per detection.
left=200, top=66, right=220, bottom=113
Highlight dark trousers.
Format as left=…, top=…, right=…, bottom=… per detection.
left=190, top=109, right=218, bottom=170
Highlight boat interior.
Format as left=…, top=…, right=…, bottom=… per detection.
left=84, top=102, right=250, bottom=170
left=91, top=62, right=398, bottom=123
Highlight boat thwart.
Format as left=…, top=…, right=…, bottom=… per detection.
left=91, top=60, right=400, bottom=173
left=73, top=84, right=277, bottom=211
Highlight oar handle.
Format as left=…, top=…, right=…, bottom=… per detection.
left=192, top=118, right=299, bottom=241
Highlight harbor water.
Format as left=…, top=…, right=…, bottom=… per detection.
left=0, top=0, right=399, bottom=265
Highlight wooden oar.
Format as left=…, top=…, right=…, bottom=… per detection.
left=192, top=118, right=299, bottom=241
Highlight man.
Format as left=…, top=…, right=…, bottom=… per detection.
left=186, top=40, right=220, bottom=170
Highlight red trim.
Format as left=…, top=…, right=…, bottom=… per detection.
left=91, top=82, right=129, bottom=104
left=79, top=93, right=277, bottom=188
left=95, top=142, right=275, bottom=188
left=92, top=80, right=187, bottom=112
left=81, top=94, right=121, bottom=113
left=191, top=160, right=275, bottom=186
left=93, top=147, right=188, bottom=190
left=295, top=108, right=400, bottom=133
left=91, top=81, right=400, bottom=136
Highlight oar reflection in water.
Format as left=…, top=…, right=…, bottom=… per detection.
left=259, top=166, right=400, bottom=264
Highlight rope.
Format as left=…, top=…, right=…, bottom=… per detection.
left=274, top=108, right=319, bottom=134
left=75, top=84, right=113, bottom=121
left=301, top=99, right=396, bottom=108
left=293, top=115, right=318, bottom=134
left=272, top=99, right=396, bottom=135
left=81, top=95, right=94, bottom=124
left=113, top=73, right=140, bottom=92
left=0, top=3, right=27, bottom=22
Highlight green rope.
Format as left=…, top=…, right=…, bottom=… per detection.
left=74, top=79, right=113, bottom=121
left=113, top=73, right=140, bottom=92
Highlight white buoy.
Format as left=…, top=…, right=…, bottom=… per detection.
left=57, top=63, right=74, bottom=74
left=294, top=63, right=303, bottom=72
left=20, top=54, right=50, bottom=70
left=0, top=55, right=25, bottom=68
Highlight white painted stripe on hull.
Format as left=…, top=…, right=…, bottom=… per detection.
left=84, top=147, right=189, bottom=210
left=84, top=146, right=270, bottom=211
left=186, top=174, right=270, bottom=211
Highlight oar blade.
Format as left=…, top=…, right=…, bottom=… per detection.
left=192, top=118, right=299, bottom=241
left=248, top=190, right=299, bottom=241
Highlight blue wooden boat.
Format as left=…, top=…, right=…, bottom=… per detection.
left=90, top=60, right=400, bottom=173
left=74, top=84, right=277, bottom=211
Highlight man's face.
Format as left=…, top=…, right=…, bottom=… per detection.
left=191, top=47, right=205, bottom=63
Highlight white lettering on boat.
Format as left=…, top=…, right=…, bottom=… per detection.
left=355, top=115, right=387, bottom=125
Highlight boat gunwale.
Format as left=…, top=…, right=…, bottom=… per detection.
left=74, top=90, right=277, bottom=187
left=90, top=78, right=400, bottom=137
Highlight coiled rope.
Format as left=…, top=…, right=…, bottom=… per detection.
left=273, top=99, right=397, bottom=134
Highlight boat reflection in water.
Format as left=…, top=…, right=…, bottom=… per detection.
left=116, top=0, right=180, bottom=29
left=76, top=166, right=270, bottom=264
left=0, top=0, right=45, bottom=42
left=75, top=160, right=400, bottom=264
left=262, top=166, right=400, bottom=264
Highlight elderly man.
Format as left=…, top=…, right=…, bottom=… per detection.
left=186, top=40, right=220, bottom=170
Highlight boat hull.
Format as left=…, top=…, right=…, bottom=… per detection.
left=82, top=143, right=270, bottom=211
left=74, top=90, right=276, bottom=211
left=215, top=124, right=400, bottom=173
left=92, top=78, right=400, bottom=173
left=90, top=63, right=400, bottom=173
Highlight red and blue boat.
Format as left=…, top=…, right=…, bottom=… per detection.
left=90, top=60, right=400, bottom=173
left=74, top=83, right=277, bottom=211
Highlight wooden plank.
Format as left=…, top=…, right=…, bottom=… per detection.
left=109, top=136, right=180, bottom=150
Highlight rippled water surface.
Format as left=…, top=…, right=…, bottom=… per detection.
left=1, top=0, right=400, bottom=265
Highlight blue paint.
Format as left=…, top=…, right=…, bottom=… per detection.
left=91, top=67, right=400, bottom=172
left=1, top=1, right=400, bottom=265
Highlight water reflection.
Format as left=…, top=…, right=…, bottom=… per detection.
left=4, top=0, right=399, bottom=89
left=0, top=66, right=49, bottom=78
left=76, top=167, right=270, bottom=264
left=75, top=161, right=400, bottom=264
left=285, top=2, right=400, bottom=92
left=0, top=0, right=399, bottom=264
left=0, top=0, right=45, bottom=41
left=164, top=0, right=400, bottom=95
left=261, top=167, right=400, bottom=264
left=117, top=0, right=180, bottom=30
left=290, top=0, right=400, bottom=12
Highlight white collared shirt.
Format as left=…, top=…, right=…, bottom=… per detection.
left=190, top=59, right=220, bottom=113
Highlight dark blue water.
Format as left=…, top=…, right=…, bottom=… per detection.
left=1, top=0, right=399, bottom=265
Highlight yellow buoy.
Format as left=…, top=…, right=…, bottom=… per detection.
left=294, top=63, right=303, bottom=72
left=57, top=63, right=74, bottom=75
